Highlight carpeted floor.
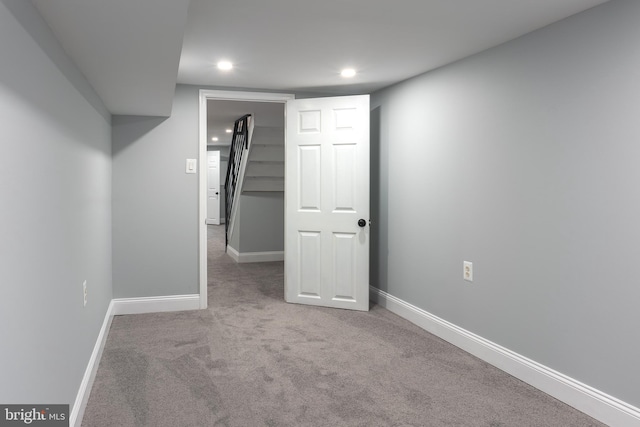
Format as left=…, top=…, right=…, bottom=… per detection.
left=81, top=225, right=605, bottom=427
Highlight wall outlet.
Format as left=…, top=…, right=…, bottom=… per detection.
left=463, top=261, right=473, bottom=282
left=83, top=280, right=87, bottom=307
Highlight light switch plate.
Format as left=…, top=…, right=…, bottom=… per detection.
left=186, top=159, right=197, bottom=174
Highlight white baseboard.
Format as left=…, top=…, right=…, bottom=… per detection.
left=70, top=300, right=115, bottom=427
left=112, top=294, right=201, bottom=315
left=370, top=286, right=640, bottom=427
left=226, top=245, right=284, bottom=263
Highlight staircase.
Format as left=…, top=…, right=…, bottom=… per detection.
left=242, top=126, right=284, bottom=192
left=224, top=116, right=284, bottom=251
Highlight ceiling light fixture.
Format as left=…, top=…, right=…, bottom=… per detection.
left=211, top=137, right=219, bottom=142
left=217, top=61, right=233, bottom=71
left=341, top=68, right=356, bottom=78
left=225, top=128, right=232, bottom=133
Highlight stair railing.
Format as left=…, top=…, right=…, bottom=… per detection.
left=224, top=114, right=252, bottom=251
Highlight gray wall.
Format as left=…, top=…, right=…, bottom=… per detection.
left=0, top=0, right=112, bottom=406
left=371, top=0, right=640, bottom=407
left=234, top=192, right=285, bottom=253
left=112, top=85, right=200, bottom=298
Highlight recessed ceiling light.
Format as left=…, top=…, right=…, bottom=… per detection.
left=211, top=137, right=219, bottom=142
left=217, top=61, right=233, bottom=71
left=225, top=128, right=232, bottom=133
left=341, top=68, right=356, bottom=78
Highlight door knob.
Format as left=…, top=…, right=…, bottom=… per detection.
left=358, top=219, right=367, bottom=227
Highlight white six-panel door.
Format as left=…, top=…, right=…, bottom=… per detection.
left=285, top=95, right=370, bottom=311
left=207, top=150, right=221, bottom=225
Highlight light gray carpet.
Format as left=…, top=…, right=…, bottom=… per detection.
left=82, top=225, right=605, bottom=427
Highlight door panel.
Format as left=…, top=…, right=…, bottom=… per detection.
left=285, top=95, right=370, bottom=311
left=299, top=146, right=322, bottom=210
left=298, top=231, right=322, bottom=298
left=333, top=232, right=357, bottom=301
left=333, top=144, right=357, bottom=212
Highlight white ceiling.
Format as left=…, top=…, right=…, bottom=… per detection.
left=179, top=0, right=609, bottom=94
left=33, top=0, right=610, bottom=117
left=207, top=100, right=284, bottom=145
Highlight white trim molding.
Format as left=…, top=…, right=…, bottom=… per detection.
left=200, top=90, right=295, bottom=103
left=370, top=286, right=640, bottom=427
left=198, top=89, right=295, bottom=311
left=226, top=245, right=284, bottom=263
left=70, top=300, right=115, bottom=427
left=112, top=294, right=200, bottom=315
left=205, top=218, right=225, bottom=224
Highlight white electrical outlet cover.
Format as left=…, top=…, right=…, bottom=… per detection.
left=463, top=261, right=473, bottom=282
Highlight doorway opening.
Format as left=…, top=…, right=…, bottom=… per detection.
left=198, top=90, right=295, bottom=309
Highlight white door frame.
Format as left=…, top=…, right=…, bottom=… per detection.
left=198, top=90, right=295, bottom=309
left=206, top=150, right=221, bottom=225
